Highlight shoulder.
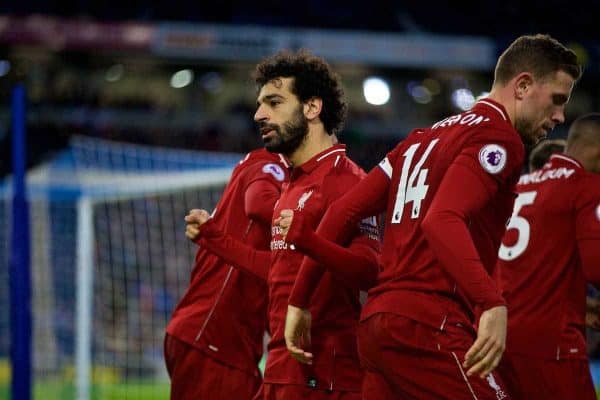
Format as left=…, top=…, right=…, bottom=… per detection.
left=575, top=171, right=600, bottom=199
left=455, top=125, right=524, bottom=182
left=321, top=155, right=366, bottom=197
left=242, top=149, right=287, bottom=166
left=240, top=149, right=289, bottom=183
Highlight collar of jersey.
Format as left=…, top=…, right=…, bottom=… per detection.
left=549, top=153, right=584, bottom=169
left=291, top=143, right=347, bottom=178
left=474, top=98, right=510, bottom=123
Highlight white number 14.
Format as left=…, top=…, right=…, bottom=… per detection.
left=391, top=139, right=439, bottom=224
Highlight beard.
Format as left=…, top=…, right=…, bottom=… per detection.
left=260, top=107, right=309, bottom=156
left=514, top=117, right=540, bottom=151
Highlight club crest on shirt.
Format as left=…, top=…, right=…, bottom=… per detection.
left=478, top=144, right=507, bottom=175
left=262, top=163, right=286, bottom=182
left=296, top=190, right=314, bottom=211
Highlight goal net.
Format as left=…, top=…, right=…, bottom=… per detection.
left=1, top=136, right=239, bottom=399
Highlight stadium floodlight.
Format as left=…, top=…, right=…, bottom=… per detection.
left=477, top=91, right=490, bottom=100
left=0, top=60, right=10, bottom=77
left=170, top=69, right=194, bottom=89
left=451, top=88, right=475, bottom=111
left=363, top=76, right=390, bottom=106
left=407, top=81, right=432, bottom=105
left=105, top=64, right=124, bottom=82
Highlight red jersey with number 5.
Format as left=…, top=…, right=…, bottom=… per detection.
left=496, top=154, right=600, bottom=360
left=361, top=99, right=524, bottom=330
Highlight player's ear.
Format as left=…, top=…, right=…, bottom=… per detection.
left=303, top=97, right=322, bottom=121
left=514, top=72, right=534, bottom=100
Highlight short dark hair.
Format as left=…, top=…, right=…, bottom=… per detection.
left=494, top=34, right=581, bottom=86
left=567, top=112, right=600, bottom=149
left=254, top=49, right=348, bottom=136
left=528, top=139, right=566, bottom=171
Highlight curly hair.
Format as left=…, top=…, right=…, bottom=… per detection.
left=253, top=49, right=348, bottom=136
left=494, top=34, right=581, bottom=86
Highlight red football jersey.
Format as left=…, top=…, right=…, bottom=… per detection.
left=364, top=99, right=524, bottom=329
left=166, top=149, right=288, bottom=375
left=497, top=154, right=600, bottom=360
left=290, top=100, right=525, bottom=334
left=263, top=144, right=380, bottom=392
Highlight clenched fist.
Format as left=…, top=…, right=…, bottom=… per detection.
left=184, top=209, right=211, bottom=241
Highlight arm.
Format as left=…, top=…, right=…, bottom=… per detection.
left=420, top=155, right=507, bottom=378
left=197, top=221, right=271, bottom=280
left=288, top=167, right=389, bottom=307
left=420, top=158, right=505, bottom=310
left=280, top=211, right=379, bottom=291
left=185, top=178, right=281, bottom=281
left=283, top=167, right=387, bottom=364
left=244, top=178, right=280, bottom=226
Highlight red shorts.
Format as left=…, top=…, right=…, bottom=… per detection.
left=253, top=383, right=360, bottom=400
left=358, top=313, right=511, bottom=400
left=498, top=353, right=595, bottom=400
left=164, top=334, right=261, bottom=400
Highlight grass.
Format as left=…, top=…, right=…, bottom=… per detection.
left=1, top=356, right=597, bottom=399
left=0, top=381, right=170, bottom=400
left=0, top=359, right=171, bottom=400
left=1, top=380, right=600, bottom=399
left=0, top=354, right=269, bottom=399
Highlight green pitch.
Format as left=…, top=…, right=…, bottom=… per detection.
left=0, top=356, right=268, bottom=400
left=0, top=381, right=170, bottom=400
left=2, top=382, right=599, bottom=400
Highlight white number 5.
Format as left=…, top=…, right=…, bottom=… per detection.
left=498, top=191, right=537, bottom=261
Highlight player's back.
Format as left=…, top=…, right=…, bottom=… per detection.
left=362, top=99, right=524, bottom=330
left=497, top=154, right=600, bottom=359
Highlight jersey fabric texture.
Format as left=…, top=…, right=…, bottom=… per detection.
left=495, top=154, right=600, bottom=400
left=497, top=154, right=600, bottom=359
left=166, top=149, right=287, bottom=375
left=291, top=100, right=524, bottom=329
left=289, top=99, right=524, bottom=399
left=263, top=144, right=380, bottom=393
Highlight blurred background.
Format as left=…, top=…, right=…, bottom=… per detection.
left=1, top=2, right=600, bottom=399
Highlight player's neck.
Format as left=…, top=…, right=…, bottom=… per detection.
left=487, top=87, right=516, bottom=126
left=288, top=127, right=337, bottom=167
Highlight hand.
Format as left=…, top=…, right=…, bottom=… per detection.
left=284, top=304, right=313, bottom=364
left=184, top=209, right=211, bottom=241
left=463, top=305, right=507, bottom=378
left=587, top=297, right=600, bottom=330
left=276, top=209, right=294, bottom=239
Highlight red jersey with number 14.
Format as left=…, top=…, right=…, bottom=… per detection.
left=361, top=99, right=524, bottom=331
left=496, top=154, right=600, bottom=360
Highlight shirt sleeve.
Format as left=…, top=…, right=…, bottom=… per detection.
left=454, top=127, right=525, bottom=186
left=420, top=154, right=507, bottom=311
left=289, top=166, right=389, bottom=308
left=576, top=176, right=600, bottom=286
left=196, top=219, right=270, bottom=280
left=285, top=211, right=380, bottom=291
left=244, top=178, right=281, bottom=226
